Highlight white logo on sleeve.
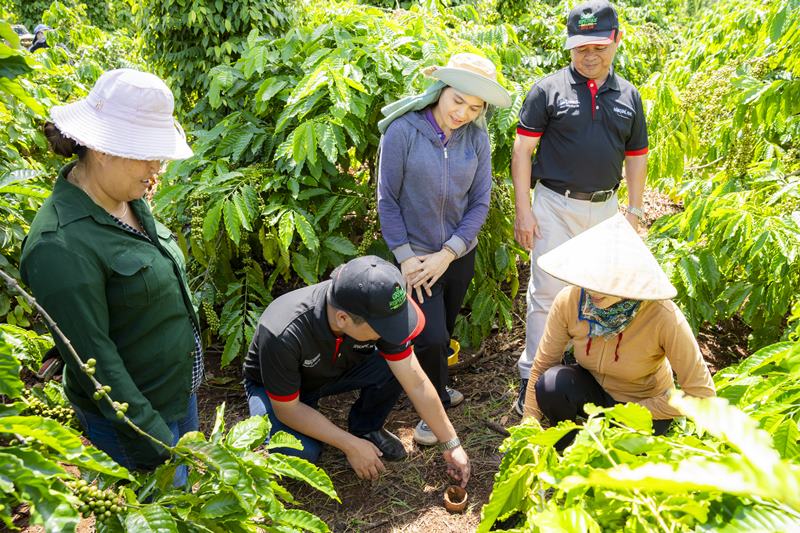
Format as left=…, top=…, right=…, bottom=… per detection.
left=352, top=343, right=375, bottom=351
left=303, top=353, right=321, bottom=368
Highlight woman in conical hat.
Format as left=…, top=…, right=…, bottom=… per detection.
left=377, top=53, right=511, bottom=447
left=522, top=213, right=715, bottom=446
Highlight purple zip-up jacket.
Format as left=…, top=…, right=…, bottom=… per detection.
left=377, top=109, right=492, bottom=263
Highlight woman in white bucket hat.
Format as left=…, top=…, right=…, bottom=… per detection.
left=20, top=69, right=200, bottom=484
left=377, top=53, right=511, bottom=446
left=521, top=214, right=715, bottom=448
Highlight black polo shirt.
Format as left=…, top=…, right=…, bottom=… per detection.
left=242, top=280, right=421, bottom=401
left=517, top=65, right=648, bottom=192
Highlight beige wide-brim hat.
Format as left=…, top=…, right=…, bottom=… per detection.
left=423, top=53, right=512, bottom=108
left=537, top=213, right=677, bottom=300
left=50, top=68, right=193, bottom=161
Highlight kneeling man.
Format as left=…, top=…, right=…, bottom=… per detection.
left=243, top=256, right=470, bottom=485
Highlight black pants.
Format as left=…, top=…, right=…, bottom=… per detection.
left=244, top=351, right=403, bottom=462
left=411, top=248, right=476, bottom=407
left=535, top=364, right=671, bottom=450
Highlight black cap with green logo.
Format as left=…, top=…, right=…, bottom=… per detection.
left=328, top=256, right=424, bottom=345
left=565, top=0, right=619, bottom=50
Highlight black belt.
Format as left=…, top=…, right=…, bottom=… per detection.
left=539, top=180, right=618, bottom=203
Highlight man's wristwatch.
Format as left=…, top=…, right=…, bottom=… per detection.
left=441, top=437, right=461, bottom=450
left=625, top=205, right=644, bottom=220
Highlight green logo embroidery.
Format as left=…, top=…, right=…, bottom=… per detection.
left=578, top=12, right=598, bottom=31
left=389, top=286, right=406, bottom=310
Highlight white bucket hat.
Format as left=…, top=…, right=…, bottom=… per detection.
left=537, top=213, right=677, bottom=301
left=50, top=69, right=193, bottom=161
left=423, top=53, right=512, bottom=108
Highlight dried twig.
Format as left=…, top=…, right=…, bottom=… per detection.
left=482, top=419, right=510, bottom=437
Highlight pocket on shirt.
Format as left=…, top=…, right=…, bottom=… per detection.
left=155, top=223, right=186, bottom=271
left=109, top=250, right=157, bottom=308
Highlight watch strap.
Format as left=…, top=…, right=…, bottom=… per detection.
left=442, top=437, right=461, bottom=450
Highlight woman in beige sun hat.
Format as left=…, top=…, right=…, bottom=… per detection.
left=377, top=53, right=511, bottom=447
left=522, top=213, right=715, bottom=448
left=19, top=69, right=200, bottom=484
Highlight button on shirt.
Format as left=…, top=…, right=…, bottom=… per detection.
left=242, top=280, right=422, bottom=401
left=517, top=66, right=649, bottom=192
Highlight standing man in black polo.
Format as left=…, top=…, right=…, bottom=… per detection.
left=243, top=256, right=470, bottom=486
left=511, top=0, right=648, bottom=415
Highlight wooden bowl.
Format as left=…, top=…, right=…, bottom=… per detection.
left=443, top=485, right=468, bottom=513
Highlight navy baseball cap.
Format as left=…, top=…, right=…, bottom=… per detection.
left=565, top=0, right=619, bottom=50
left=328, top=256, right=424, bottom=345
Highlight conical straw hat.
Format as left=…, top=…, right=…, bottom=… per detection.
left=537, top=213, right=677, bottom=301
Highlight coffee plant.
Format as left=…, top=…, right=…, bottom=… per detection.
left=134, top=0, right=295, bottom=111
left=20, top=386, right=77, bottom=428
left=8, top=0, right=132, bottom=31
left=1, top=270, right=337, bottom=532
left=4, top=0, right=800, bottom=530
left=480, top=335, right=800, bottom=531
left=480, top=380, right=800, bottom=531
left=643, top=0, right=800, bottom=348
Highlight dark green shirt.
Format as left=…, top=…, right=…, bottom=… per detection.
left=20, top=162, right=199, bottom=466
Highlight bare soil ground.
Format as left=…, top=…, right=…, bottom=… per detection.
left=11, top=189, right=751, bottom=532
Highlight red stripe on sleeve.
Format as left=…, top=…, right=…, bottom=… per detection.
left=266, top=390, right=300, bottom=402
left=381, top=345, right=413, bottom=361
left=401, top=297, right=426, bottom=344
left=625, top=147, right=649, bottom=156
left=516, top=127, right=543, bottom=138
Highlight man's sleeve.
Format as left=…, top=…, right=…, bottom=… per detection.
left=376, top=305, right=427, bottom=361
left=258, top=326, right=303, bottom=402
left=625, top=90, right=649, bottom=155
left=517, top=84, right=549, bottom=138
left=376, top=340, right=413, bottom=362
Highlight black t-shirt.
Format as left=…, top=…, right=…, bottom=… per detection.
left=242, top=280, right=414, bottom=401
left=517, top=65, right=648, bottom=192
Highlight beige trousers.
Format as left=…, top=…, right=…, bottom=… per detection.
left=517, top=182, right=618, bottom=379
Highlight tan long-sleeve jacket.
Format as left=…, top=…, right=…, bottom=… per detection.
left=524, top=286, right=715, bottom=421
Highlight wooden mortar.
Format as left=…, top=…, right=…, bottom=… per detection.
left=443, top=485, right=468, bottom=513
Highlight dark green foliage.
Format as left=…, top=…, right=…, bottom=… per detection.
left=135, top=0, right=294, bottom=111
left=645, top=0, right=800, bottom=348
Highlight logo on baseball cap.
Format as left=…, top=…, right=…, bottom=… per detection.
left=565, top=0, right=619, bottom=50
left=328, top=256, right=424, bottom=345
